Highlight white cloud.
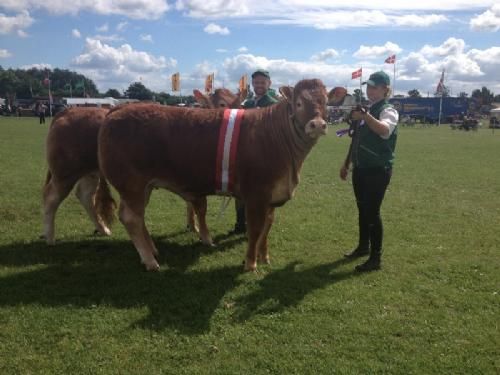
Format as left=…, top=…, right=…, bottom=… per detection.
left=176, top=0, right=249, bottom=18
left=96, top=23, right=109, bottom=33
left=71, top=38, right=177, bottom=91
left=393, top=14, right=448, bottom=27
left=20, top=63, right=53, bottom=70
left=72, top=28, right=81, bottom=38
left=116, top=21, right=128, bottom=32
left=311, top=48, right=340, bottom=62
left=0, top=10, right=33, bottom=35
left=353, top=42, right=402, bottom=59
left=0, top=49, right=12, bottom=58
left=204, top=23, right=230, bottom=35
left=0, top=0, right=169, bottom=20
left=238, top=46, right=248, bottom=52
left=91, top=34, right=124, bottom=42
left=420, top=37, right=466, bottom=57
left=216, top=48, right=228, bottom=53
left=17, top=29, right=28, bottom=37
left=140, top=34, right=153, bottom=42
left=470, top=4, right=500, bottom=32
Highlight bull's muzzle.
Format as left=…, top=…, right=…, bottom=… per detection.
left=305, top=117, right=328, bottom=138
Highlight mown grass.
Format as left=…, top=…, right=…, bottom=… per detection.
left=0, top=116, right=498, bottom=374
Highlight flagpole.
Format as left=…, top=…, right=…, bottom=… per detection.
left=359, top=66, right=362, bottom=104
left=48, top=73, right=53, bottom=117
left=393, top=61, right=396, bottom=98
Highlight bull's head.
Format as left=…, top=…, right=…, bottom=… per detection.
left=193, top=88, right=248, bottom=109
left=280, top=79, right=328, bottom=139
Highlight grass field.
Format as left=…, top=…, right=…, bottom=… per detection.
left=0, top=116, right=498, bottom=374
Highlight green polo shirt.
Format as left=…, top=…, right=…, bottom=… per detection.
left=243, top=92, right=278, bottom=108
left=352, top=99, right=398, bottom=169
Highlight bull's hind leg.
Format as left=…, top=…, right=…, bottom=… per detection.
left=119, top=194, right=159, bottom=271
left=244, top=199, right=270, bottom=271
left=257, top=207, right=275, bottom=265
left=42, top=176, right=75, bottom=245
left=186, top=202, right=198, bottom=233
left=143, top=186, right=159, bottom=258
left=75, top=173, right=111, bottom=236
left=191, top=197, right=213, bottom=246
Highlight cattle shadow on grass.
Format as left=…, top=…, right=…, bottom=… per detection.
left=0, top=239, right=242, bottom=334
left=232, top=258, right=359, bottom=322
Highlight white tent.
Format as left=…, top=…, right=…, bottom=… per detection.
left=490, top=107, right=500, bottom=119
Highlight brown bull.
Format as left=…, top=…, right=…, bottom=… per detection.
left=98, top=79, right=328, bottom=271
left=42, top=88, right=246, bottom=245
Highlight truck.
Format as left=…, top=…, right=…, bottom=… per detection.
left=389, top=97, right=477, bottom=124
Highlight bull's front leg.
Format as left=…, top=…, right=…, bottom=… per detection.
left=191, top=197, right=213, bottom=246
left=244, top=198, right=270, bottom=271
left=257, top=207, right=275, bottom=265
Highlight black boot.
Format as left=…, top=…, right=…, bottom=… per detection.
left=344, top=246, right=369, bottom=259
left=229, top=203, right=246, bottom=234
left=355, top=251, right=381, bottom=272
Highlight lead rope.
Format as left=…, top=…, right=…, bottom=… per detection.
left=216, top=196, right=233, bottom=220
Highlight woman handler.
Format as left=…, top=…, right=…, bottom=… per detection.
left=340, top=71, right=399, bottom=272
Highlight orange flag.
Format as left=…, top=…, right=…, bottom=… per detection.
left=205, top=73, right=214, bottom=94
left=239, top=74, right=248, bottom=92
left=171, top=72, right=180, bottom=92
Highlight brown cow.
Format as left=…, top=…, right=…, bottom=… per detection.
left=42, top=88, right=246, bottom=245
left=98, top=79, right=328, bottom=271
left=42, top=107, right=116, bottom=245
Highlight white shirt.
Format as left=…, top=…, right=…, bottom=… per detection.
left=378, top=107, right=399, bottom=140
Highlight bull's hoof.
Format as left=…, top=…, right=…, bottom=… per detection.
left=144, top=262, right=160, bottom=272
left=258, top=257, right=271, bottom=265
left=200, top=238, right=215, bottom=247
left=93, top=228, right=112, bottom=237
left=243, top=260, right=257, bottom=272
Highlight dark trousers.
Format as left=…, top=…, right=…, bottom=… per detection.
left=39, top=113, right=45, bottom=124
left=234, top=198, right=246, bottom=230
left=352, top=167, right=392, bottom=254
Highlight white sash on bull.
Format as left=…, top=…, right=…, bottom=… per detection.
left=215, top=109, right=244, bottom=194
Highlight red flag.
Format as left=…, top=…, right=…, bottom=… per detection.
left=351, top=68, right=362, bottom=79
left=385, top=55, right=396, bottom=64
left=436, top=69, right=445, bottom=93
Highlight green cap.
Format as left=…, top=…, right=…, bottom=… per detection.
left=251, top=69, right=270, bottom=79
left=363, top=71, right=390, bottom=86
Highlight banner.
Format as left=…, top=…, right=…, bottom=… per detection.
left=385, top=55, right=396, bottom=64
left=238, top=74, right=248, bottom=92
left=205, top=73, right=214, bottom=94
left=436, top=69, right=445, bottom=94
left=351, top=68, right=362, bottom=79
left=171, top=72, right=180, bottom=92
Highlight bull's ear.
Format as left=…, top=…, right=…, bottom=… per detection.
left=193, top=89, right=211, bottom=108
left=279, top=86, right=293, bottom=102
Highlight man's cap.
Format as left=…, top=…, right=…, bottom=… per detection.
left=362, top=71, right=390, bottom=86
left=251, top=69, right=271, bottom=79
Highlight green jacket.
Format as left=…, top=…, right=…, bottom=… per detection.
left=352, top=99, right=398, bottom=169
left=243, top=92, right=278, bottom=108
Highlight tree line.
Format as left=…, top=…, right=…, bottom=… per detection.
left=2, top=66, right=499, bottom=107
left=0, top=67, right=194, bottom=106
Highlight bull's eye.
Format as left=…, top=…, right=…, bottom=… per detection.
left=296, top=102, right=301, bottom=108
left=219, top=103, right=226, bottom=107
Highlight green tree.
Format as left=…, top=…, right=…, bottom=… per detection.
left=103, top=89, right=122, bottom=98
left=407, top=89, right=421, bottom=98
left=471, top=87, right=494, bottom=105
left=125, top=82, right=153, bottom=100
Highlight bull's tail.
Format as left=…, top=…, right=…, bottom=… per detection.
left=94, top=173, right=117, bottom=228
left=44, top=169, right=52, bottom=187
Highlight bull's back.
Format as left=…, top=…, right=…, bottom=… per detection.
left=99, top=104, right=223, bottom=194
left=47, top=107, right=108, bottom=177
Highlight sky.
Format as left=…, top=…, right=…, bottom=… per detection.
left=1, top=1, right=499, bottom=97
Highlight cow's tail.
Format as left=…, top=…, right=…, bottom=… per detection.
left=44, top=169, right=52, bottom=187
left=95, top=173, right=117, bottom=228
